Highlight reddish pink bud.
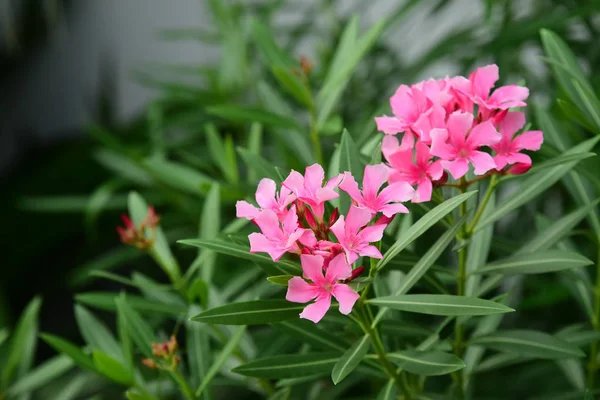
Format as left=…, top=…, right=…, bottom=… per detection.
left=328, top=208, right=339, bottom=228
left=432, top=171, right=448, bottom=186
left=304, top=208, right=318, bottom=231
left=349, top=266, right=365, bottom=281
left=121, top=214, right=134, bottom=229
left=142, top=358, right=158, bottom=369
left=301, top=247, right=312, bottom=254
left=491, top=109, right=508, bottom=127
left=506, top=162, right=531, bottom=175
left=375, top=214, right=393, bottom=226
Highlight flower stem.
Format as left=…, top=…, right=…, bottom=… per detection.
left=466, top=175, right=498, bottom=235
left=587, top=245, right=600, bottom=389
left=309, top=110, right=324, bottom=166
left=170, top=369, right=197, bottom=400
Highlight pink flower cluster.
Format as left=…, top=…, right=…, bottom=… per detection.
left=377, top=64, right=543, bottom=202
left=237, top=164, right=414, bottom=322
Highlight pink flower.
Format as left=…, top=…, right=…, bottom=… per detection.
left=339, top=164, right=414, bottom=217
left=430, top=111, right=501, bottom=180
left=454, top=64, right=529, bottom=117
left=283, top=164, right=342, bottom=220
left=249, top=206, right=316, bottom=261
left=286, top=254, right=360, bottom=323
left=330, top=205, right=386, bottom=264
left=491, top=111, right=543, bottom=171
left=383, top=136, right=444, bottom=203
left=236, top=178, right=296, bottom=220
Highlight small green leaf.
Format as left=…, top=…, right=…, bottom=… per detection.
left=7, top=355, right=73, bottom=396
left=267, top=275, right=294, bottom=286
left=196, top=326, right=245, bottom=396
left=275, top=320, right=348, bottom=352
left=39, top=334, right=96, bottom=372
left=93, top=351, right=135, bottom=386
left=376, top=379, right=397, bottom=400
left=74, top=305, right=122, bottom=362
left=237, top=147, right=281, bottom=182
left=338, top=129, right=365, bottom=213
left=205, top=124, right=239, bottom=184
left=187, top=306, right=212, bottom=399
left=378, top=192, right=476, bottom=271
left=368, top=294, right=514, bottom=316
left=76, top=292, right=186, bottom=316
left=207, top=105, right=301, bottom=130
left=250, top=19, right=296, bottom=68
left=475, top=250, right=592, bottom=276
left=190, top=300, right=305, bottom=325
left=272, top=66, right=313, bottom=108
left=331, top=335, right=370, bottom=384
left=471, top=330, right=585, bottom=359
left=388, top=350, right=465, bottom=376
left=200, top=183, right=221, bottom=282
left=114, top=294, right=155, bottom=358
left=126, top=390, right=160, bottom=400
left=232, top=353, right=340, bottom=379
left=143, top=159, right=213, bottom=196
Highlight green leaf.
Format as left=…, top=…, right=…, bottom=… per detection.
left=75, top=292, right=186, bottom=316
left=272, top=66, right=313, bottom=108
left=338, top=129, right=364, bottom=213
left=178, top=238, right=301, bottom=276
left=39, top=334, right=96, bottom=372
left=190, top=300, right=305, bottom=325
left=267, top=275, right=294, bottom=286
left=388, top=350, right=465, bottom=376
left=92, top=351, right=135, bottom=386
left=116, top=300, right=134, bottom=375
left=471, top=330, right=585, bottom=359
left=114, top=294, right=155, bottom=358
left=331, top=335, right=370, bottom=384
left=501, top=152, right=596, bottom=182
left=74, top=305, right=122, bottom=362
left=237, top=147, right=281, bottom=182
left=232, top=352, right=339, bottom=379
left=1, top=296, right=42, bottom=389
left=372, top=213, right=470, bottom=327
left=376, top=379, right=397, bottom=400
left=378, top=191, right=476, bottom=271
left=475, top=136, right=600, bottom=231
left=207, top=105, right=301, bottom=130
left=195, top=326, right=245, bottom=396
left=126, top=390, right=161, bottom=400
left=205, top=125, right=239, bottom=184
left=7, top=355, right=73, bottom=396
left=200, top=183, right=221, bottom=282
left=368, top=294, right=514, bottom=316
left=466, top=192, right=495, bottom=296
left=274, top=320, right=348, bottom=352
left=250, top=19, right=296, bottom=68
left=187, top=306, right=212, bottom=399
left=474, top=250, right=592, bottom=276
left=143, top=158, right=213, bottom=196
left=0, top=329, right=8, bottom=347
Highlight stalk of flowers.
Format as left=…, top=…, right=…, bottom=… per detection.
left=236, top=164, right=414, bottom=323
left=376, top=64, right=544, bottom=203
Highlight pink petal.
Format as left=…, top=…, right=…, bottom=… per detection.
left=304, top=164, right=325, bottom=196
left=332, top=284, right=360, bottom=315
left=388, top=148, right=417, bottom=176
left=329, top=216, right=346, bottom=243
left=441, top=159, right=470, bottom=180
left=467, top=120, right=501, bottom=148
left=254, top=209, right=281, bottom=239
left=343, top=248, right=360, bottom=265
left=430, top=128, right=456, bottom=160
left=338, top=172, right=364, bottom=204
left=471, top=64, right=499, bottom=100
left=315, top=187, right=339, bottom=204
left=299, top=229, right=317, bottom=248
left=325, top=253, right=353, bottom=282
left=281, top=205, right=300, bottom=235
left=358, top=245, right=383, bottom=259
left=499, top=111, right=526, bottom=138
left=249, top=233, right=285, bottom=261
left=325, top=174, right=343, bottom=190
left=390, top=85, right=414, bottom=120
left=469, top=151, right=497, bottom=175
left=427, top=160, right=444, bottom=180
left=236, top=201, right=260, bottom=220
left=255, top=179, right=277, bottom=209
left=283, top=170, right=305, bottom=196
left=446, top=111, right=473, bottom=147
left=399, top=131, right=416, bottom=150
left=382, top=135, right=400, bottom=161
left=413, top=179, right=433, bottom=203
left=506, top=152, right=532, bottom=166
left=488, top=85, right=529, bottom=109
left=415, top=141, right=433, bottom=168
left=513, top=130, right=543, bottom=151
left=375, top=116, right=407, bottom=135
left=299, top=295, right=331, bottom=323
left=346, top=206, right=373, bottom=235
left=286, top=277, right=318, bottom=303
left=494, top=154, right=509, bottom=170
left=359, top=224, right=386, bottom=243
left=380, top=203, right=410, bottom=217
left=300, top=254, right=326, bottom=284
left=378, top=181, right=415, bottom=203
left=363, top=164, right=389, bottom=199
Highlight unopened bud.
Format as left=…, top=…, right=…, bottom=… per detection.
left=304, top=208, right=318, bottom=230
left=349, top=266, right=365, bottom=281
left=167, top=335, right=178, bottom=354
left=142, top=358, right=158, bottom=369
left=506, top=162, right=531, bottom=175
left=328, top=208, right=339, bottom=228
left=299, top=56, right=313, bottom=75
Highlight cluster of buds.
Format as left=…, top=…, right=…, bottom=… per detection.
left=116, top=206, right=160, bottom=250
left=142, top=335, right=181, bottom=371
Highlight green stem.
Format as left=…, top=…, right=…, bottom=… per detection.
left=309, top=110, right=324, bottom=165
left=587, top=245, right=600, bottom=389
left=170, top=369, right=197, bottom=400
left=466, top=175, right=498, bottom=234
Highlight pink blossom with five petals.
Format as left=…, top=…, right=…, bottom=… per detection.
left=330, top=205, right=386, bottom=264
left=491, top=111, right=543, bottom=171
left=339, top=164, right=414, bottom=217
left=430, top=111, right=501, bottom=180
left=236, top=178, right=296, bottom=220
left=286, top=254, right=360, bottom=323
left=283, top=164, right=342, bottom=220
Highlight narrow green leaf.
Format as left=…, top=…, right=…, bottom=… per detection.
left=114, top=294, right=155, bottom=358
left=196, top=326, right=245, bottom=396
left=378, top=191, right=476, bottom=271
left=272, top=66, right=313, bottom=108
left=76, top=292, right=186, bottom=316
left=0, top=329, right=8, bottom=347
left=237, top=147, right=281, bottom=182
left=126, top=390, right=161, bottom=400
left=178, top=238, right=301, bottom=275
left=471, top=330, right=585, bottom=359
left=207, top=105, right=301, bottom=130
left=466, top=192, right=495, bottom=296
left=501, top=152, right=596, bottom=183
left=372, top=213, right=470, bottom=327
left=205, top=125, right=238, bottom=184
left=338, top=129, right=364, bottom=212
left=368, top=294, right=514, bottom=316
left=116, top=300, right=134, bottom=374
left=388, top=350, right=465, bottom=376
left=143, top=158, right=212, bottom=196
left=74, top=305, right=122, bottom=362
left=250, top=19, right=296, bottom=68
left=190, top=300, right=305, bottom=325
left=275, top=320, right=348, bottom=352
left=92, top=351, right=135, bottom=386
left=331, top=335, right=370, bottom=384
left=7, top=355, right=73, bottom=396
left=476, top=136, right=600, bottom=231
left=187, top=306, right=212, bottom=399
left=232, top=352, right=339, bottom=379
left=475, top=250, right=592, bottom=276
left=376, top=379, right=397, bottom=400
left=267, top=275, right=293, bottom=286
left=39, top=334, right=95, bottom=372
left=200, top=183, right=221, bottom=282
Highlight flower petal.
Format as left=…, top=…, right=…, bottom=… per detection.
left=300, top=254, right=325, bottom=284
left=378, top=181, right=415, bottom=204
left=375, top=116, right=407, bottom=135
left=338, top=172, right=364, bottom=204
left=249, top=233, right=285, bottom=261
left=488, top=85, right=529, bottom=108
left=363, top=164, right=389, bottom=200
left=469, top=151, right=497, bottom=175
left=466, top=120, right=501, bottom=148
left=446, top=111, right=473, bottom=148
left=512, top=130, right=543, bottom=151
left=283, top=170, right=305, bottom=196
left=430, top=128, right=456, bottom=160
left=499, top=111, right=526, bottom=138
left=304, top=164, right=326, bottom=195
left=286, top=277, right=318, bottom=303
left=236, top=201, right=260, bottom=220
left=332, top=284, right=360, bottom=315
left=358, top=245, right=383, bottom=259
left=300, top=295, right=331, bottom=323
left=254, top=209, right=281, bottom=239
left=359, top=224, right=386, bottom=243
left=255, top=179, right=277, bottom=209
left=471, top=64, right=499, bottom=100
left=441, top=159, right=470, bottom=180
left=380, top=203, right=410, bottom=217
left=413, top=179, right=433, bottom=203
left=346, top=206, right=373, bottom=235
left=325, top=253, right=353, bottom=282
left=382, top=135, right=400, bottom=161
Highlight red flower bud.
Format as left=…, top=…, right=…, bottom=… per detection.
left=506, top=162, right=531, bottom=175
left=349, top=266, right=365, bottom=281
left=328, top=208, right=339, bottom=228
left=304, top=208, right=318, bottom=230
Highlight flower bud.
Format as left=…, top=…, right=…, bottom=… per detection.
left=142, top=358, right=158, bottom=369
left=328, top=208, right=339, bottom=228
left=349, top=266, right=365, bottom=281
left=506, top=162, right=531, bottom=175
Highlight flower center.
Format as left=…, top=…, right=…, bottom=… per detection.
left=458, top=148, right=469, bottom=158
left=323, top=282, right=333, bottom=292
